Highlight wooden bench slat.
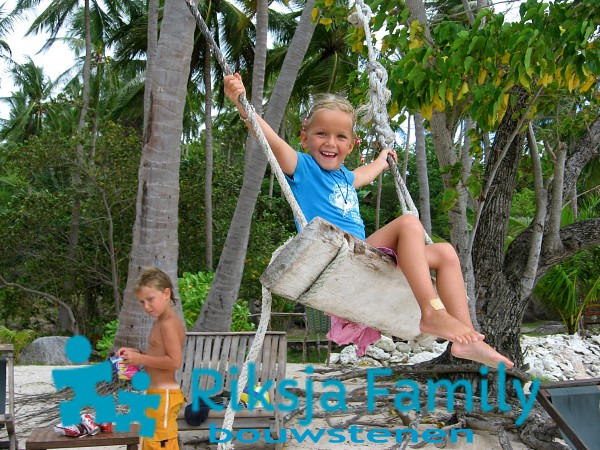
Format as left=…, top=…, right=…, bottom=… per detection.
left=26, top=425, right=139, bottom=450
left=177, top=331, right=287, bottom=448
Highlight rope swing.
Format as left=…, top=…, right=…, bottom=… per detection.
left=183, top=0, right=429, bottom=446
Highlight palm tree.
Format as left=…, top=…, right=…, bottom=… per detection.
left=13, top=0, right=99, bottom=329
left=114, top=0, right=197, bottom=349
left=0, top=58, right=55, bottom=142
left=0, top=1, right=15, bottom=59
left=533, top=196, right=600, bottom=334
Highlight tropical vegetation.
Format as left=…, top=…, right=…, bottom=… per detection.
left=0, top=0, right=597, bottom=378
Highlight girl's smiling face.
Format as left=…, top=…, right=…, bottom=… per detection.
left=136, top=285, right=171, bottom=318
left=301, top=109, right=355, bottom=171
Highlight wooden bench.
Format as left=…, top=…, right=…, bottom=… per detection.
left=26, top=424, right=140, bottom=450
left=177, top=332, right=287, bottom=448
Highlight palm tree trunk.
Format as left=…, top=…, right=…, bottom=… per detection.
left=115, top=0, right=194, bottom=349
left=204, top=41, right=214, bottom=270
left=143, top=0, right=159, bottom=136
left=194, top=0, right=318, bottom=331
left=414, top=112, right=431, bottom=234
left=60, top=0, right=93, bottom=333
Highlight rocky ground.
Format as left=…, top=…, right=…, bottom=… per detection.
left=330, top=331, right=600, bottom=381
left=3, top=328, right=599, bottom=449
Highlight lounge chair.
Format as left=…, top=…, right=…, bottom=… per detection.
left=536, top=378, right=600, bottom=450
left=0, top=345, right=17, bottom=450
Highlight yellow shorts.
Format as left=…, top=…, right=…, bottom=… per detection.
left=140, top=389, right=185, bottom=450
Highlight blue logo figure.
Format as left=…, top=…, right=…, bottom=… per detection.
left=52, top=335, right=117, bottom=425
left=116, top=372, right=160, bottom=437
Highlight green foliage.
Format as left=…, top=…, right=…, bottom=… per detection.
left=534, top=197, right=600, bottom=334
left=95, top=275, right=256, bottom=355
left=239, top=179, right=296, bottom=307
left=96, top=319, right=119, bottom=358
left=0, top=122, right=140, bottom=335
left=178, top=144, right=246, bottom=273
left=179, top=271, right=215, bottom=330
left=370, top=0, right=600, bottom=128
left=231, top=301, right=255, bottom=332
left=534, top=250, right=599, bottom=334
left=0, top=326, right=36, bottom=362
left=179, top=271, right=255, bottom=332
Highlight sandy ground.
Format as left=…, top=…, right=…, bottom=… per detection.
left=1, top=363, right=542, bottom=450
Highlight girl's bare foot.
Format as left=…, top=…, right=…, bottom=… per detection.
left=419, top=309, right=485, bottom=344
left=451, top=341, right=514, bottom=368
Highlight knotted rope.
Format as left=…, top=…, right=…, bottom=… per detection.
left=349, top=0, right=432, bottom=244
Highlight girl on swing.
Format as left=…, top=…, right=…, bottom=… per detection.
left=224, top=74, right=513, bottom=368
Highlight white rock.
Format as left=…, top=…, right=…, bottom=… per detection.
left=328, top=353, right=341, bottom=364
left=375, top=336, right=396, bottom=352
left=408, top=351, right=439, bottom=364
left=432, top=342, right=449, bottom=353
left=336, top=332, right=600, bottom=382
left=389, top=354, right=409, bottom=364
left=519, top=333, right=600, bottom=381
left=557, top=359, right=574, bottom=372
left=542, top=355, right=559, bottom=372
left=409, top=341, right=423, bottom=354
left=357, top=357, right=383, bottom=367
left=366, top=346, right=391, bottom=361
left=567, top=336, right=591, bottom=354
left=339, top=346, right=358, bottom=365
left=396, top=342, right=412, bottom=353
left=415, top=335, right=437, bottom=351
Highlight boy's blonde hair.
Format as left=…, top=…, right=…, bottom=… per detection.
left=134, top=267, right=177, bottom=305
left=303, top=94, right=357, bottom=131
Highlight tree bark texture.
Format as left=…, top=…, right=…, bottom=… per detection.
left=115, top=0, right=194, bottom=349
left=474, top=93, right=600, bottom=365
left=204, top=41, right=214, bottom=270
left=143, top=0, right=159, bottom=138
left=473, top=88, right=529, bottom=365
left=414, top=112, right=431, bottom=234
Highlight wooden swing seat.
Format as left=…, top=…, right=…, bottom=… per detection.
left=260, top=217, right=424, bottom=341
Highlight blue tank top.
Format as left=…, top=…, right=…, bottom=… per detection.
left=285, top=152, right=366, bottom=239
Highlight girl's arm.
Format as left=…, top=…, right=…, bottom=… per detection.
left=224, top=74, right=298, bottom=176
left=352, top=149, right=397, bottom=188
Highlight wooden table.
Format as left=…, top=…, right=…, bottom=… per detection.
left=26, top=425, right=139, bottom=450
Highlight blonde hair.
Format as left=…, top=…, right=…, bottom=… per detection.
left=134, top=267, right=176, bottom=305
left=303, top=94, right=357, bottom=131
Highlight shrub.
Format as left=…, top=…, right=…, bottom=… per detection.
left=179, top=271, right=255, bottom=331
left=0, top=326, right=36, bottom=362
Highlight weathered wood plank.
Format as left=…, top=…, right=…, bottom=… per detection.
left=26, top=425, right=139, bottom=449
left=261, top=217, right=423, bottom=341
left=177, top=332, right=286, bottom=437
left=261, top=218, right=345, bottom=299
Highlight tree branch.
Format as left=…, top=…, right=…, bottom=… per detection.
left=468, top=86, right=543, bottom=256
left=520, top=123, right=547, bottom=296
left=563, top=116, right=600, bottom=199
left=0, top=275, right=79, bottom=334
left=506, top=219, right=600, bottom=283
left=544, top=141, right=567, bottom=254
